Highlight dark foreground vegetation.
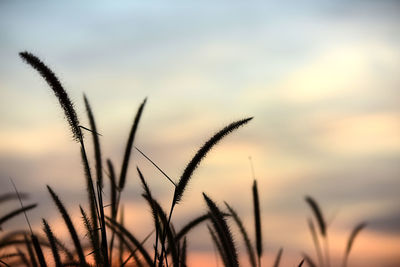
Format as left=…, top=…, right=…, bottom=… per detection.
left=0, top=52, right=365, bottom=267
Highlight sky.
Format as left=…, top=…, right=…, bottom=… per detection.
left=1, top=1, right=400, bottom=266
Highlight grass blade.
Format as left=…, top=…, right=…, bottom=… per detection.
left=83, top=94, right=103, bottom=188
left=119, top=98, right=147, bottom=190
left=0, top=193, right=28, bottom=204
left=0, top=204, right=37, bottom=229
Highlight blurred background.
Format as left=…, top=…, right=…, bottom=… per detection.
left=1, top=1, right=399, bottom=266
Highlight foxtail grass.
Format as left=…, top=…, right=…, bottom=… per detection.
left=19, top=52, right=82, bottom=142
left=252, top=179, right=262, bottom=267
left=174, top=117, right=253, bottom=204
left=224, top=202, right=257, bottom=267
left=203, top=193, right=238, bottom=267
left=42, top=219, right=61, bottom=267
left=47, top=185, right=87, bottom=266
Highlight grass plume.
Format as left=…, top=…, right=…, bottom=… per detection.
left=84, top=94, right=103, bottom=188
left=42, top=219, right=62, bottom=267
left=203, top=193, right=238, bottom=267
left=19, top=51, right=82, bottom=141
left=252, top=179, right=262, bottom=267
left=224, top=202, right=257, bottom=267
left=174, top=117, right=252, bottom=204
left=47, top=185, right=87, bottom=266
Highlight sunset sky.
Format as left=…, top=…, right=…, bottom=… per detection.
left=1, top=1, right=400, bottom=266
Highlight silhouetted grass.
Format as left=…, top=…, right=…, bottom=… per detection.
left=0, top=51, right=368, bottom=267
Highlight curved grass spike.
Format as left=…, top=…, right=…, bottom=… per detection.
left=305, top=196, right=326, bottom=237
left=0, top=204, right=37, bottom=229
left=342, top=222, right=367, bottom=267
left=24, top=234, right=38, bottom=267
left=80, top=206, right=101, bottom=264
left=42, top=219, right=61, bottom=267
left=19, top=52, right=82, bottom=142
left=174, top=117, right=253, bottom=204
left=203, top=193, right=238, bottom=267
left=80, top=147, right=101, bottom=260
left=107, top=159, right=118, bottom=219
left=105, top=216, right=153, bottom=267
left=207, top=224, right=229, bottom=267
left=83, top=94, right=103, bottom=188
left=137, top=167, right=161, bottom=266
left=252, top=179, right=262, bottom=267
left=47, top=186, right=87, bottom=266
left=119, top=98, right=147, bottom=190
left=307, top=218, right=324, bottom=267
left=272, top=248, right=283, bottom=267
left=224, top=202, right=257, bottom=267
